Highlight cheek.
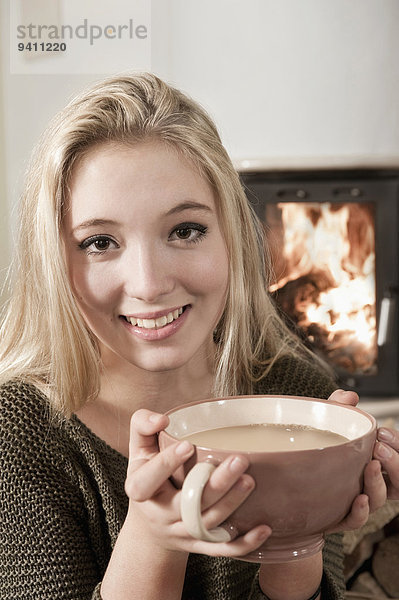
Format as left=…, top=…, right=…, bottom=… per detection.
left=210, top=260, right=229, bottom=298
left=188, top=248, right=229, bottom=301
left=70, top=265, right=118, bottom=311
left=211, top=241, right=229, bottom=290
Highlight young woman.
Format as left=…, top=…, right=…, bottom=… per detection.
left=1, top=73, right=398, bottom=600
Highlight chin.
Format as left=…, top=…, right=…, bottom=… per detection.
left=126, top=349, right=193, bottom=374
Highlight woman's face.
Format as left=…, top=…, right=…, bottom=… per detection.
left=63, top=141, right=229, bottom=375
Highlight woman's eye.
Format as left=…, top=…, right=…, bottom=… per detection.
left=79, top=235, right=118, bottom=255
left=169, top=223, right=208, bottom=244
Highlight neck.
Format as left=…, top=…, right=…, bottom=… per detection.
left=99, top=359, right=215, bottom=416
left=75, top=345, right=216, bottom=458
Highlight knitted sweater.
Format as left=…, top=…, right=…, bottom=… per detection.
left=0, top=356, right=345, bottom=600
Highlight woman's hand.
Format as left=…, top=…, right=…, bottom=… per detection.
left=326, top=389, right=399, bottom=533
left=124, top=408, right=271, bottom=558
left=374, top=426, right=399, bottom=500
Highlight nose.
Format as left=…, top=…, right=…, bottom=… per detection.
left=121, top=242, right=175, bottom=303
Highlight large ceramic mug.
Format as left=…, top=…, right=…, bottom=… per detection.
left=158, top=395, right=376, bottom=563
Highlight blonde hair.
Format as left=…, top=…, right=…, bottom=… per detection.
left=0, top=73, right=305, bottom=415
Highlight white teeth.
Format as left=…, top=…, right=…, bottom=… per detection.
left=142, top=318, right=156, bottom=329
left=126, top=307, right=185, bottom=329
left=155, top=316, right=168, bottom=328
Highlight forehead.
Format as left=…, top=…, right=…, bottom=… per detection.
left=66, top=140, right=217, bottom=220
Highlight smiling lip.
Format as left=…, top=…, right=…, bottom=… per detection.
left=120, top=305, right=190, bottom=340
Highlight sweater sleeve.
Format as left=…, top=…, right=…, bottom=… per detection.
left=0, top=383, right=105, bottom=600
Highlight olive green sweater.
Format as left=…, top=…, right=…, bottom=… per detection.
left=0, top=357, right=345, bottom=599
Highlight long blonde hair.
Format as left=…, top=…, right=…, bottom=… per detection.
left=0, top=73, right=306, bottom=415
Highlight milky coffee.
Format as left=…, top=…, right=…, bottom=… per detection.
left=182, top=423, right=348, bottom=452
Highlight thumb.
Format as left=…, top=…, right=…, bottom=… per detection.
left=128, top=409, right=169, bottom=463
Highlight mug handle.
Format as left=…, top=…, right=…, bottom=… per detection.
left=180, top=462, right=232, bottom=543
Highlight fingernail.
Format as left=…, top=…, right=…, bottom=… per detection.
left=359, top=495, right=369, bottom=509
left=237, top=475, right=254, bottom=492
left=175, top=441, right=193, bottom=456
left=378, top=428, right=394, bottom=443
left=149, top=414, right=161, bottom=423
left=229, top=456, right=247, bottom=474
left=257, top=526, right=271, bottom=541
left=375, top=442, right=393, bottom=459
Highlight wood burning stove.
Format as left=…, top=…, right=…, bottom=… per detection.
left=242, top=169, right=399, bottom=397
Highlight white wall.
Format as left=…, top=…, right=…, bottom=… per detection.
left=165, top=0, right=399, bottom=163
left=1, top=0, right=399, bottom=302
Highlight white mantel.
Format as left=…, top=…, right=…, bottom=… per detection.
left=359, top=398, right=399, bottom=428
left=235, top=155, right=399, bottom=173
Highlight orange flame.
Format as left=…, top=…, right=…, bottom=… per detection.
left=267, top=202, right=377, bottom=374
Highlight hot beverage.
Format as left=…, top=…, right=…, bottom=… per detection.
left=182, top=423, right=349, bottom=452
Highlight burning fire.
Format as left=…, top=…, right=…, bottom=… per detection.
left=267, top=202, right=377, bottom=374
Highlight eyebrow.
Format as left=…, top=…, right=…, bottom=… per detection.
left=72, top=201, right=213, bottom=233
left=165, top=201, right=214, bottom=216
left=72, top=219, right=118, bottom=233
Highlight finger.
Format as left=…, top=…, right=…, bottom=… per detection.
left=202, top=474, right=255, bottom=530
left=125, top=440, right=194, bottom=501
left=201, top=455, right=251, bottom=510
left=326, top=494, right=369, bottom=533
left=363, top=460, right=387, bottom=512
left=374, top=440, right=399, bottom=499
left=129, top=409, right=169, bottom=460
left=328, top=389, right=359, bottom=407
left=378, top=427, right=399, bottom=452
left=186, top=525, right=272, bottom=558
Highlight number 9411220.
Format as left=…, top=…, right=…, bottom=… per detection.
left=18, top=42, right=66, bottom=52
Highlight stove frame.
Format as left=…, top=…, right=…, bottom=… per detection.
left=241, top=169, right=399, bottom=397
